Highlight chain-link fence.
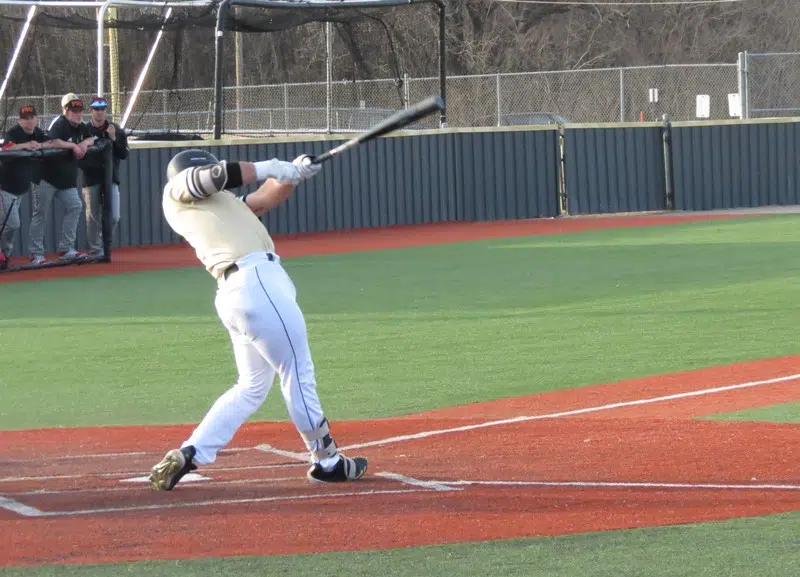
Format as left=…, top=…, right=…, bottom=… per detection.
left=744, top=52, right=800, bottom=119
left=5, top=54, right=800, bottom=136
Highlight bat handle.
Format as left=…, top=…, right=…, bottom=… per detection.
left=308, top=151, right=330, bottom=164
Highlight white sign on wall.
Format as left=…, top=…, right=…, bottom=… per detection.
left=696, top=94, right=711, bottom=118
left=649, top=88, right=659, bottom=103
left=728, top=93, right=742, bottom=118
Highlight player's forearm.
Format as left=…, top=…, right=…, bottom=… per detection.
left=244, top=180, right=296, bottom=217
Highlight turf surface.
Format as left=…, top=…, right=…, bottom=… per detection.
left=1, top=215, right=800, bottom=429
left=705, top=402, right=800, bottom=423
left=2, top=511, right=797, bottom=576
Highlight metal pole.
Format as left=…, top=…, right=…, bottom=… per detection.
left=741, top=51, right=750, bottom=119
left=213, top=0, right=231, bottom=139
left=437, top=0, right=446, bottom=127
left=619, top=68, right=625, bottom=122
left=496, top=73, right=501, bottom=126
left=96, top=1, right=113, bottom=97
left=119, top=6, right=172, bottom=128
left=325, top=20, right=332, bottom=133
left=0, top=5, right=36, bottom=103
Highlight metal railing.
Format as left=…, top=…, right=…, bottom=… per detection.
left=3, top=52, right=798, bottom=136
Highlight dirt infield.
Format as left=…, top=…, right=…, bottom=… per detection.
left=1, top=356, right=798, bottom=567
left=0, top=212, right=748, bottom=284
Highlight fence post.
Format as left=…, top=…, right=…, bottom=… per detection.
left=619, top=68, right=625, bottom=122
left=661, top=113, right=675, bottom=210
left=404, top=73, right=410, bottom=109
left=496, top=73, right=501, bottom=126
left=325, top=21, right=332, bottom=134
left=737, top=51, right=749, bottom=119
left=283, top=83, right=288, bottom=130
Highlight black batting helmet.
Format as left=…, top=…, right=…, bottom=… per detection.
left=166, top=149, right=219, bottom=180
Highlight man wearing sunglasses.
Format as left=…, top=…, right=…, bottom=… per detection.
left=29, top=93, right=95, bottom=265
left=81, top=96, right=129, bottom=258
left=0, top=105, right=52, bottom=269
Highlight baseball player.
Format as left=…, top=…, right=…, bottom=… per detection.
left=149, top=149, right=368, bottom=490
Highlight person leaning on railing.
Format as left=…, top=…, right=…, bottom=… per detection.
left=0, top=104, right=53, bottom=270
left=28, top=93, right=96, bottom=266
left=80, top=96, right=129, bottom=258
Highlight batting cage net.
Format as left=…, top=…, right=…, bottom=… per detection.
left=0, top=140, right=115, bottom=273
left=0, top=0, right=446, bottom=140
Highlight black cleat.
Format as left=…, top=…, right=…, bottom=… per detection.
left=149, top=446, right=197, bottom=491
left=307, top=455, right=368, bottom=483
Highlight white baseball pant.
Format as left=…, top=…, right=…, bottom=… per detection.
left=181, top=251, right=336, bottom=468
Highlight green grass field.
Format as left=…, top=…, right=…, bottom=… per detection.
left=1, top=214, right=799, bottom=576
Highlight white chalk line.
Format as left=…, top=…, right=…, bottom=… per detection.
left=425, top=479, right=800, bottom=491
left=4, top=488, right=425, bottom=518
left=336, top=372, right=800, bottom=452
left=0, top=447, right=252, bottom=464
left=376, top=472, right=461, bottom=492
left=5, top=477, right=303, bottom=496
left=0, top=496, right=47, bottom=517
left=0, top=463, right=307, bottom=483
left=254, top=444, right=309, bottom=461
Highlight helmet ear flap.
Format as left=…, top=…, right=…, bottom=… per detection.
left=166, top=149, right=220, bottom=180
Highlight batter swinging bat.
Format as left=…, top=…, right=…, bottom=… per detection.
left=309, top=95, right=445, bottom=164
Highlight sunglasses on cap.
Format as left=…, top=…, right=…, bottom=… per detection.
left=65, top=99, right=84, bottom=112
left=91, top=98, right=109, bottom=110
left=19, top=106, right=37, bottom=118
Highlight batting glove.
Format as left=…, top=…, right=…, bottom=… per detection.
left=293, top=154, right=322, bottom=181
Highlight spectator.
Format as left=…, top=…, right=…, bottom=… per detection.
left=81, top=95, right=128, bottom=258
left=28, top=93, right=96, bottom=266
left=0, top=105, right=52, bottom=269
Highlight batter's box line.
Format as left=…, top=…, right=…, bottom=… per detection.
left=0, top=487, right=430, bottom=518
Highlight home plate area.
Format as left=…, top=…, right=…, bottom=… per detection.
left=0, top=448, right=453, bottom=518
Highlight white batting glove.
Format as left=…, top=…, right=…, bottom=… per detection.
left=293, top=154, right=322, bottom=181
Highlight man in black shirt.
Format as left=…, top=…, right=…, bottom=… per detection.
left=28, top=93, right=96, bottom=265
left=0, top=105, right=53, bottom=267
left=81, top=96, right=129, bottom=257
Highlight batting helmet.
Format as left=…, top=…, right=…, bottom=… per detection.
left=166, top=149, right=219, bottom=181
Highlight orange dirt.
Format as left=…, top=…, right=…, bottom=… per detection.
left=1, top=357, right=798, bottom=567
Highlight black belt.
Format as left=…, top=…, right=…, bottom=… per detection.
left=223, top=253, right=275, bottom=280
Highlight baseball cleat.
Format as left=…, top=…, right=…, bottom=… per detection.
left=307, top=455, right=368, bottom=483
left=149, top=446, right=197, bottom=491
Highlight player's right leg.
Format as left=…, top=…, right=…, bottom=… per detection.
left=28, top=182, right=54, bottom=264
left=149, top=313, right=277, bottom=490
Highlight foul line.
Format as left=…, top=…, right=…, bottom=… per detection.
left=428, top=479, right=800, bottom=491
left=336, top=372, right=800, bottom=452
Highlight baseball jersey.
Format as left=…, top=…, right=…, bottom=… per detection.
left=162, top=160, right=276, bottom=280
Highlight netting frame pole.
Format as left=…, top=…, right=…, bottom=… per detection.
left=0, top=5, right=37, bottom=104
left=213, top=0, right=232, bottom=140
left=436, top=0, right=446, bottom=127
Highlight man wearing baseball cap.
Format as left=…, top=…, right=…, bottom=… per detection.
left=0, top=105, right=53, bottom=269
left=28, top=93, right=96, bottom=265
left=80, top=96, right=129, bottom=258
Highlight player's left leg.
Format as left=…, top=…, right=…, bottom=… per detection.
left=241, top=255, right=367, bottom=483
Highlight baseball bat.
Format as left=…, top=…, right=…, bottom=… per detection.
left=309, top=95, right=445, bottom=164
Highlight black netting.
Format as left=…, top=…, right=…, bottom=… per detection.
left=0, top=1, right=443, bottom=138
